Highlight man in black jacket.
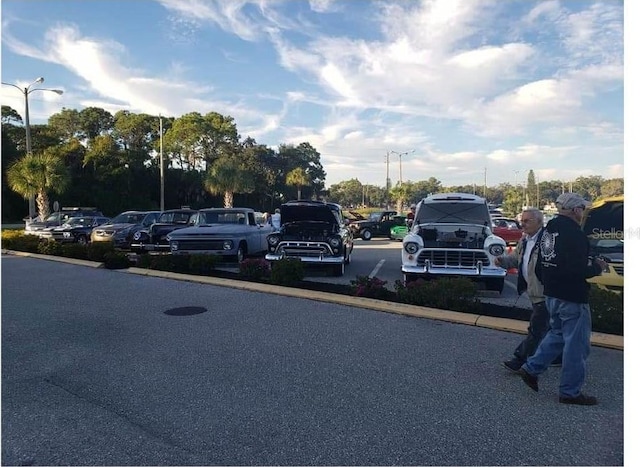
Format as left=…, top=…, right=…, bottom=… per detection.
left=517, top=193, right=607, bottom=405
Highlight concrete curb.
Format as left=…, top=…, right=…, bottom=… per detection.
left=2, top=249, right=623, bottom=351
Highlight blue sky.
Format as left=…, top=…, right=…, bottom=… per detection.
left=0, top=0, right=626, bottom=189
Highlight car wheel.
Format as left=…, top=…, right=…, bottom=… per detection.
left=333, top=262, right=345, bottom=277
left=485, top=278, right=505, bottom=294
left=361, top=229, right=372, bottom=241
left=237, top=244, right=247, bottom=263
left=77, top=235, right=88, bottom=245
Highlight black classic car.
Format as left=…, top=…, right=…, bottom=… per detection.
left=38, top=216, right=111, bottom=244
left=348, top=210, right=404, bottom=240
left=265, top=200, right=354, bottom=276
left=25, top=207, right=104, bottom=236
left=129, top=208, right=199, bottom=253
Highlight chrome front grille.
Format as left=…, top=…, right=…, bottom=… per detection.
left=177, top=240, right=226, bottom=251
left=417, top=249, right=490, bottom=267
left=278, top=241, right=331, bottom=258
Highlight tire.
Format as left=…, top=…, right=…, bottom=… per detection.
left=333, top=262, right=345, bottom=277
left=236, top=244, right=247, bottom=263
left=486, top=278, right=505, bottom=294
left=361, top=229, right=373, bottom=241
left=77, top=235, right=88, bottom=245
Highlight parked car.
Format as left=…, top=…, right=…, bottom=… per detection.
left=491, top=217, right=523, bottom=245
left=130, top=208, right=199, bottom=253
left=38, top=216, right=111, bottom=244
left=348, top=210, right=403, bottom=240
left=401, top=193, right=507, bottom=292
left=583, top=195, right=623, bottom=293
left=389, top=222, right=409, bottom=241
left=90, top=211, right=160, bottom=248
left=24, top=207, right=104, bottom=236
left=265, top=200, right=354, bottom=276
left=167, top=208, right=274, bottom=262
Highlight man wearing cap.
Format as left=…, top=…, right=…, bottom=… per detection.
left=517, top=193, right=607, bottom=405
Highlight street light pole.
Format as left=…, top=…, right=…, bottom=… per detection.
left=390, top=149, right=415, bottom=185
left=2, top=77, right=63, bottom=219
left=159, top=115, right=165, bottom=211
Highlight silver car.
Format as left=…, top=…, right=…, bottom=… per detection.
left=167, top=208, right=274, bottom=262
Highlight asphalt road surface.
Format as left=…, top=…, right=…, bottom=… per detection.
left=2, top=255, right=623, bottom=466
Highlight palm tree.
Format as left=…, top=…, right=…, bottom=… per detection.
left=285, top=167, right=310, bottom=200
left=6, top=150, right=70, bottom=220
left=204, top=157, right=254, bottom=207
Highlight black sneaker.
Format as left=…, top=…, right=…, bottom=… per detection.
left=502, top=359, right=523, bottom=373
left=518, top=368, right=539, bottom=392
left=559, top=393, right=598, bottom=406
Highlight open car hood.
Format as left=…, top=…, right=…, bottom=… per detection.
left=281, top=205, right=339, bottom=224
left=582, top=196, right=623, bottom=237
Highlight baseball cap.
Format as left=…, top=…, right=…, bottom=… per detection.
left=555, top=192, right=589, bottom=210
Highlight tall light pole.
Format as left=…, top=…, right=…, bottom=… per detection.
left=390, top=149, right=415, bottom=185
left=2, top=77, right=63, bottom=219
left=159, top=115, right=165, bottom=211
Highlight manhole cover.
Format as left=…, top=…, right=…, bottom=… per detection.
left=163, top=306, right=208, bottom=316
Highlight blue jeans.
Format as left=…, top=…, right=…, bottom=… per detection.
left=522, top=297, right=592, bottom=398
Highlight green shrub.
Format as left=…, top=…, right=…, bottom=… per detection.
left=395, top=277, right=481, bottom=313
left=189, top=254, right=221, bottom=275
left=146, top=254, right=191, bottom=273
left=270, top=258, right=304, bottom=286
left=590, top=287, right=623, bottom=335
left=103, top=251, right=131, bottom=269
left=37, top=239, right=63, bottom=256
left=87, top=242, right=115, bottom=262
left=1, top=232, right=41, bottom=253
left=135, top=254, right=152, bottom=268
left=61, top=243, right=89, bottom=260
left=239, top=258, right=271, bottom=281
left=350, top=275, right=395, bottom=300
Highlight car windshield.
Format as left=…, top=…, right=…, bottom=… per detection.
left=158, top=212, right=193, bottom=224
left=110, top=212, right=146, bottom=224
left=368, top=213, right=382, bottom=221
left=200, top=211, right=246, bottom=224
left=417, top=203, right=490, bottom=225
left=63, top=217, right=94, bottom=227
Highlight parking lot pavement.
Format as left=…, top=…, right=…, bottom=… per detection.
left=1, top=255, right=625, bottom=466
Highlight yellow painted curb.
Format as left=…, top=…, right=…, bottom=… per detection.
left=3, top=250, right=623, bottom=351
left=2, top=249, right=104, bottom=268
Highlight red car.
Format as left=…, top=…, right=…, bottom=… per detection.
left=491, top=217, right=523, bottom=245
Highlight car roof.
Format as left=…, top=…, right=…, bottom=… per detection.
left=422, top=193, right=486, bottom=203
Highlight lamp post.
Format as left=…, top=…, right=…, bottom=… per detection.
left=159, top=115, right=165, bottom=211
left=2, top=77, right=63, bottom=219
left=390, top=149, right=415, bottom=185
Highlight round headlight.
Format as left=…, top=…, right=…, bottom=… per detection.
left=223, top=240, right=233, bottom=250
left=404, top=242, right=419, bottom=254
left=170, top=241, right=178, bottom=251
left=268, top=235, right=280, bottom=246
left=489, top=244, right=505, bottom=256
left=329, top=236, right=341, bottom=248
left=133, top=231, right=141, bottom=240
left=63, top=232, right=71, bottom=238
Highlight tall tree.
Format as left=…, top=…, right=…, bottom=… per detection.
left=204, top=157, right=254, bottom=208
left=6, top=150, right=70, bottom=220
left=526, top=170, right=537, bottom=207
left=286, top=167, right=310, bottom=200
